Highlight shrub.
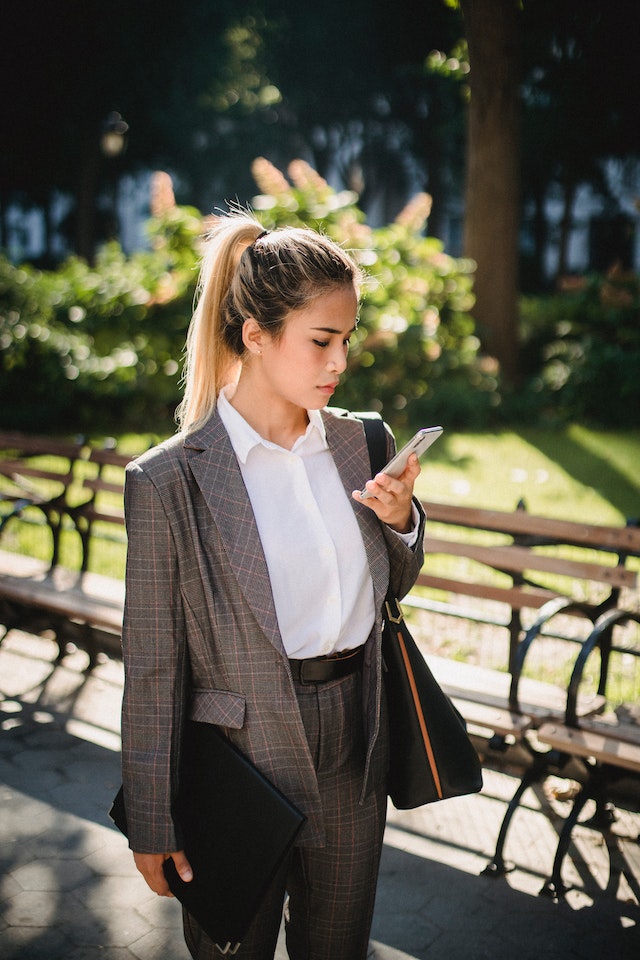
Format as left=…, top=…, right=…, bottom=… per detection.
left=1, top=162, right=485, bottom=437
left=0, top=200, right=201, bottom=435
left=519, top=267, right=640, bottom=426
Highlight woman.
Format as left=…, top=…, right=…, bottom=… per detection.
left=120, top=213, right=425, bottom=960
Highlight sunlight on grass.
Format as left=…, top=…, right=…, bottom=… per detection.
left=415, top=427, right=640, bottom=525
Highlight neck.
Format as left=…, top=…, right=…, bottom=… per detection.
left=228, top=376, right=309, bottom=450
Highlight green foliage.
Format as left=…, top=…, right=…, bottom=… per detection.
left=425, top=41, right=470, bottom=84
left=0, top=204, right=201, bottom=435
left=519, top=270, right=640, bottom=427
left=4, top=158, right=638, bottom=438
left=1, top=160, right=486, bottom=437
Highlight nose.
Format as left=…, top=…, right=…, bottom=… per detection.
left=327, top=343, right=348, bottom=375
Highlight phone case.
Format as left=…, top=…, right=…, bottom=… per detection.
left=359, top=426, right=442, bottom=498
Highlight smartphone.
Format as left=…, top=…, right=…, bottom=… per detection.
left=360, top=426, right=443, bottom=499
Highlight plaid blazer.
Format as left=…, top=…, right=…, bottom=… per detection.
left=120, top=408, right=425, bottom=853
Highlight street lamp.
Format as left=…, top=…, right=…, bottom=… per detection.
left=100, top=112, right=129, bottom=244
left=76, top=113, right=129, bottom=260
left=100, top=112, right=129, bottom=158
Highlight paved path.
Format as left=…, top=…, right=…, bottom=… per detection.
left=1, top=630, right=639, bottom=959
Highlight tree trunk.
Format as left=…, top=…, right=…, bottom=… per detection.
left=460, top=0, right=522, bottom=386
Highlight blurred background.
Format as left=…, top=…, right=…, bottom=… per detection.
left=2, top=0, right=640, bottom=438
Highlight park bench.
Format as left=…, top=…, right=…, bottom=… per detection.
left=402, top=499, right=640, bottom=879
left=534, top=607, right=640, bottom=899
left=2, top=432, right=638, bottom=679
left=0, top=431, right=132, bottom=665
left=0, top=431, right=85, bottom=567
left=409, top=499, right=639, bottom=732
left=1, top=433, right=639, bottom=877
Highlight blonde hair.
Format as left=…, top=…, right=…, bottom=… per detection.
left=177, top=211, right=362, bottom=433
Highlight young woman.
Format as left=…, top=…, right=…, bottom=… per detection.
left=120, top=213, right=425, bottom=960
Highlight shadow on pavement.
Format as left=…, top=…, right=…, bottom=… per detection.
left=1, top=630, right=639, bottom=960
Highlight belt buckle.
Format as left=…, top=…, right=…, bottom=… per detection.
left=297, top=659, right=316, bottom=685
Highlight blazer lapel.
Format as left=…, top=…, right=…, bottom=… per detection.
left=184, top=416, right=285, bottom=656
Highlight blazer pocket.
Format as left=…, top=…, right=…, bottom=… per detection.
left=189, top=688, right=246, bottom=729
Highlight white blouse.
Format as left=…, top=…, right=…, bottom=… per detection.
left=217, top=387, right=415, bottom=659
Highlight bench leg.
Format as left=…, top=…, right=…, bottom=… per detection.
left=584, top=778, right=617, bottom=830
left=482, top=753, right=553, bottom=878
left=539, top=763, right=627, bottom=902
left=540, top=779, right=593, bottom=901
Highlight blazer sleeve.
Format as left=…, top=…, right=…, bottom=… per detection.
left=120, top=460, right=188, bottom=854
left=379, top=420, right=426, bottom=601
left=381, top=499, right=425, bottom=601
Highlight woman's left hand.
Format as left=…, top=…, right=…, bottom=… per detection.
left=352, top=453, right=420, bottom=534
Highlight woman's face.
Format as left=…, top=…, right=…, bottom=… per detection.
left=257, top=284, right=359, bottom=411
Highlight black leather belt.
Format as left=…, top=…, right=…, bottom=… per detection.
left=289, top=647, right=364, bottom=685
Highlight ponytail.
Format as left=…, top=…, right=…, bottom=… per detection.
left=177, top=215, right=264, bottom=434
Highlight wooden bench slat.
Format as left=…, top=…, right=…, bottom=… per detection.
left=81, top=477, right=126, bottom=496
left=86, top=449, right=134, bottom=468
left=414, top=572, right=558, bottom=610
left=77, top=507, right=125, bottom=526
left=0, top=464, right=74, bottom=484
left=0, top=432, right=83, bottom=459
left=424, top=535, right=637, bottom=589
left=450, top=697, right=532, bottom=737
left=0, top=565, right=124, bottom=632
left=426, top=654, right=605, bottom=721
left=566, top=713, right=640, bottom=747
left=423, top=501, right=640, bottom=553
left=537, top=721, right=640, bottom=773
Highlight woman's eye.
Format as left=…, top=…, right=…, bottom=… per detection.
left=313, top=336, right=351, bottom=349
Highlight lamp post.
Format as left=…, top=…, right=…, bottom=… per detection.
left=100, top=112, right=129, bottom=242
left=100, top=111, right=129, bottom=158
left=75, top=112, right=129, bottom=261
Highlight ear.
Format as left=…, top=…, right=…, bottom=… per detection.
left=241, top=317, right=265, bottom=357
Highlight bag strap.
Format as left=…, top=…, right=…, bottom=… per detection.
left=355, top=412, right=387, bottom=478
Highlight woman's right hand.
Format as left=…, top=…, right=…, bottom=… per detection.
left=133, top=850, right=193, bottom=896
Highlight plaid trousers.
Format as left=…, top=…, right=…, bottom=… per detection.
left=183, top=667, right=389, bottom=960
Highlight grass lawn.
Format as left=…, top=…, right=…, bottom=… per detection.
left=414, top=425, right=640, bottom=526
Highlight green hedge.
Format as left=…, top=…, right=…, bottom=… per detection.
left=0, top=207, right=201, bottom=435
left=519, top=269, right=640, bottom=427
left=1, top=160, right=487, bottom=437
left=3, top=159, right=636, bottom=438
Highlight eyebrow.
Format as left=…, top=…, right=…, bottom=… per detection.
left=311, top=325, right=358, bottom=335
